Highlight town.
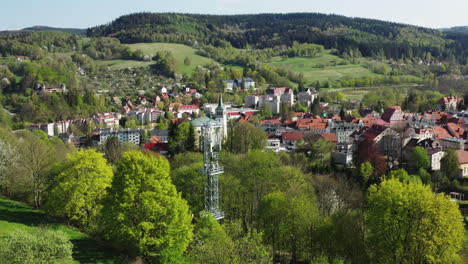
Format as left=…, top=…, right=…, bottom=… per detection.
left=1, top=7, right=468, bottom=264
left=26, top=84, right=468, bottom=180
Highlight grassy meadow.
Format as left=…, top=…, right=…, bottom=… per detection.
left=265, top=53, right=380, bottom=84
left=96, top=43, right=218, bottom=74
left=0, top=197, right=124, bottom=264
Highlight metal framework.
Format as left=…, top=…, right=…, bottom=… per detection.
left=200, top=120, right=224, bottom=220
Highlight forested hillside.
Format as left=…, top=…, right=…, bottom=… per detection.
left=88, top=12, right=468, bottom=63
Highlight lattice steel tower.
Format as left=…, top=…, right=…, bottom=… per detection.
left=200, top=89, right=225, bottom=220
left=200, top=119, right=224, bottom=220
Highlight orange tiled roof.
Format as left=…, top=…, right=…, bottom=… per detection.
left=319, top=133, right=337, bottom=143
left=456, top=150, right=468, bottom=164
left=282, top=132, right=304, bottom=141
left=447, top=123, right=465, bottom=138
left=432, top=126, right=452, bottom=139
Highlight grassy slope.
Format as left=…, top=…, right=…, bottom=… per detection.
left=97, top=43, right=218, bottom=74
left=265, top=53, right=380, bottom=84
left=0, top=197, right=124, bottom=264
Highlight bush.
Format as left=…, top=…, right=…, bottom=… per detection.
left=0, top=228, right=74, bottom=264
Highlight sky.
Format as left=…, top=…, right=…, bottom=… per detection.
left=1, top=0, right=467, bottom=30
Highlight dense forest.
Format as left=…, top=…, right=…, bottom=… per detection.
left=88, top=12, right=468, bottom=63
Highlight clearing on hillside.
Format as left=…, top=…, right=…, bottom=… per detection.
left=265, top=53, right=380, bottom=84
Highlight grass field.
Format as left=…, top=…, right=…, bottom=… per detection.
left=128, top=43, right=218, bottom=74
left=0, top=197, right=124, bottom=264
left=96, top=43, right=219, bottom=74
left=265, top=53, right=380, bottom=84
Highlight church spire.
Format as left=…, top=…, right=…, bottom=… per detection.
left=216, top=87, right=224, bottom=110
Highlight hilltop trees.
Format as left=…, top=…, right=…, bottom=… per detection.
left=99, top=151, right=193, bottom=262
left=367, top=179, right=464, bottom=264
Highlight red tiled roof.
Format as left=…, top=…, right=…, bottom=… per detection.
left=433, top=126, right=452, bottom=139
left=282, top=132, right=304, bottom=141
left=446, top=123, right=465, bottom=138
left=361, top=124, right=388, bottom=141
left=319, top=133, right=337, bottom=143
left=148, top=136, right=163, bottom=144
left=456, top=150, right=468, bottom=164
left=261, top=119, right=282, bottom=126
left=179, top=104, right=199, bottom=110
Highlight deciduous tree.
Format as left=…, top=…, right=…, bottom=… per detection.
left=367, top=179, right=464, bottom=264
left=44, top=149, right=113, bottom=228
left=100, top=151, right=193, bottom=261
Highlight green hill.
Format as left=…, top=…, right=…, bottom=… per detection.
left=87, top=12, right=468, bottom=63
left=22, top=26, right=86, bottom=35
left=0, top=197, right=124, bottom=264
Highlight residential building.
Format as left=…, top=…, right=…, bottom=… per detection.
left=128, top=108, right=164, bottom=124
left=97, top=128, right=141, bottom=145
left=34, top=83, right=66, bottom=94
left=456, top=150, right=468, bottom=178
left=438, top=96, right=463, bottom=110
left=297, top=88, right=317, bottom=107
left=93, top=112, right=121, bottom=126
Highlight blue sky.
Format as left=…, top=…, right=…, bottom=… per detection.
left=1, top=0, right=467, bottom=30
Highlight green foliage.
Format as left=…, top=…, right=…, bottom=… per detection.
left=367, top=179, right=465, bottom=264
left=0, top=228, right=73, bottom=264
left=151, top=51, right=177, bottom=77
left=44, top=149, right=113, bottom=228
left=169, top=121, right=193, bottom=154
left=188, top=215, right=271, bottom=264
left=409, top=146, right=431, bottom=171
left=103, top=136, right=123, bottom=164
left=100, top=151, right=193, bottom=260
left=360, top=161, right=373, bottom=185
left=171, top=158, right=205, bottom=213
left=388, top=168, right=422, bottom=184
left=225, top=122, right=267, bottom=154
left=258, top=102, right=272, bottom=118
left=87, top=12, right=468, bottom=63
left=441, top=149, right=461, bottom=180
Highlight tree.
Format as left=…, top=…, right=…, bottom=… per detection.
left=225, top=122, right=267, bottom=154
left=367, top=179, right=464, bottom=264
left=0, top=229, right=73, bottom=264
left=353, top=137, right=386, bottom=180
left=186, top=122, right=198, bottom=152
left=19, top=130, right=70, bottom=208
left=44, top=149, right=113, bottom=228
left=184, top=56, right=191, bottom=66
left=259, top=103, right=272, bottom=118
left=100, top=151, right=193, bottom=261
left=339, top=107, right=345, bottom=120
left=359, top=161, right=373, bottom=185
left=0, top=139, right=19, bottom=196
left=441, top=149, right=460, bottom=179
left=188, top=215, right=271, bottom=264
left=409, top=146, right=430, bottom=172
left=103, top=136, right=122, bottom=164
left=169, top=121, right=192, bottom=154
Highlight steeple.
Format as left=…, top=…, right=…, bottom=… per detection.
left=216, top=87, right=224, bottom=111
